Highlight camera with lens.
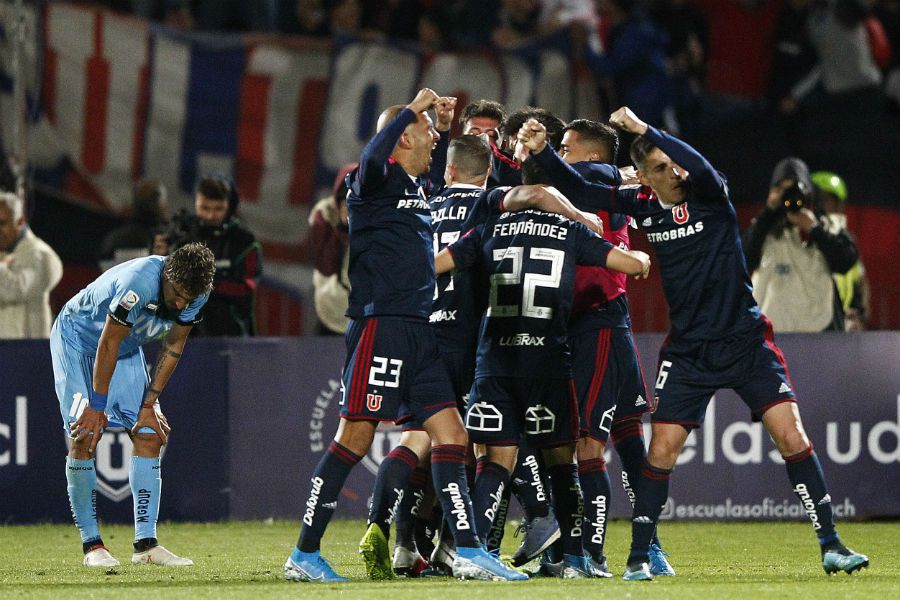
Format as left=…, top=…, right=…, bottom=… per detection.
left=779, top=180, right=810, bottom=213
left=164, top=208, right=204, bottom=251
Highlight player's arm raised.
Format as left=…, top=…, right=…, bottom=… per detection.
left=132, top=323, right=192, bottom=444
left=503, top=184, right=603, bottom=235
left=606, top=248, right=651, bottom=279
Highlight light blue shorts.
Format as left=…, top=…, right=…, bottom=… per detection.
left=50, top=320, right=150, bottom=433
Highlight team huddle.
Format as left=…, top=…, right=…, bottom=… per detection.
left=52, top=87, right=868, bottom=582
left=281, top=89, right=868, bottom=582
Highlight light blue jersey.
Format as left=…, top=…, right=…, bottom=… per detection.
left=56, top=256, right=207, bottom=357
left=51, top=256, right=207, bottom=433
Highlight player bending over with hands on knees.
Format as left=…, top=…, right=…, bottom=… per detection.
left=51, top=243, right=215, bottom=567
left=518, top=107, right=868, bottom=580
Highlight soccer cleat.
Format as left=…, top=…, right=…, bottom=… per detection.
left=586, top=554, right=613, bottom=578
left=83, top=546, right=120, bottom=567
left=452, top=546, right=529, bottom=581
left=392, top=545, right=428, bottom=577
left=561, top=554, right=591, bottom=579
left=510, top=513, right=561, bottom=566
left=822, top=547, right=869, bottom=575
left=648, top=543, right=676, bottom=576
left=284, top=548, right=348, bottom=583
left=131, top=544, right=194, bottom=566
left=623, top=561, right=653, bottom=581
left=422, top=539, right=456, bottom=576
left=359, top=523, right=395, bottom=580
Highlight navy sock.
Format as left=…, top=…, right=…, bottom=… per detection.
left=548, top=462, right=583, bottom=557
left=486, top=482, right=512, bottom=552
left=473, top=458, right=511, bottom=546
left=785, top=445, right=839, bottom=548
left=628, top=460, right=671, bottom=565
left=396, top=466, right=428, bottom=548
left=613, top=418, right=661, bottom=546
left=511, top=449, right=550, bottom=519
left=298, top=441, right=362, bottom=552
left=368, top=445, right=418, bottom=540
left=431, top=444, right=479, bottom=548
left=579, top=457, right=611, bottom=561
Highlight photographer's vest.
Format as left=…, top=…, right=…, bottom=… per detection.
left=751, top=215, right=843, bottom=333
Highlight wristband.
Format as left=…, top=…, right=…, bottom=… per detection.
left=89, top=391, right=108, bottom=411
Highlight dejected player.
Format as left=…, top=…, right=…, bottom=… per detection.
left=51, top=242, right=215, bottom=567
left=521, top=108, right=868, bottom=579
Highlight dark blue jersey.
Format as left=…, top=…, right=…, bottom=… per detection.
left=429, top=184, right=509, bottom=349
left=534, top=126, right=762, bottom=344
left=346, top=108, right=442, bottom=320
left=449, top=209, right=614, bottom=378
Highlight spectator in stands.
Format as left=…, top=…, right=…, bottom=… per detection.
left=811, top=170, right=870, bottom=331
left=875, top=0, right=900, bottom=108
left=0, top=191, right=63, bottom=339
left=278, top=0, right=331, bottom=36
left=768, top=0, right=818, bottom=118
left=99, top=179, right=169, bottom=270
left=309, top=164, right=355, bottom=335
left=652, top=0, right=710, bottom=133
left=743, top=157, right=858, bottom=333
left=492, top=0, right=542, bottom=48
left=167, top=175, right=262, bottom=336
left=805, top=0, right=884, bottom=101
left=583, top=0, right=675, bottom=130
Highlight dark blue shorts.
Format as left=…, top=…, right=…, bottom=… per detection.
left=465, top=376, right=579, bottom=448
left=651, top=318, right=797, bottom=430
left=571, top=326, right=652, bottom=442
left=340, top=317, right=456, bottom=426
left=440, top=347, right=476, bottom=412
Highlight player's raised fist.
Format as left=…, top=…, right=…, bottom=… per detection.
left=609, top=107, right=648, bottom=135
left=435, top=96, right=457, bottom=132
left=517, top=118, right=547, bottom=152
left=408, top=88, right=439, bottom=113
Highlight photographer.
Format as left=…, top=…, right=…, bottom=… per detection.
left=168, top=175, right=262, bottom=336
left=743, top=157, right=858, bottom=332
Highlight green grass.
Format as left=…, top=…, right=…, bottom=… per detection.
left=1, top=520, right=896, bottom=598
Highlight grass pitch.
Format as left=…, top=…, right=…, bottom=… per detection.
left=1, top=520, right=896, bottom=599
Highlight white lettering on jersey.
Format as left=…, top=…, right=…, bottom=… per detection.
left=396, top=198, right=431, bottom=210
left=492, top=220, right=568, bottom=241
left=431, top=205, right=468, bottom=224
left=646, top=221, right=704, bottom=243
left=429, top=309, right=458, bottom=323
left=499, top=333, right=546, bottom=346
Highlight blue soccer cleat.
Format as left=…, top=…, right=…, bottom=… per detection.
left=453, top=546, right=529, bottom=581
left=510, top=513, right=561, bottom=566
left=623, top=561, right=653, bottom=581
left=648, top=542, right=676, bottom=576
left=284, top=548, right=348, bottom=583
left=585, top=554, right=613, bottom=578
left=561, top=554, right=591, bottom=579
left=822, top=547, right=869, bottom=575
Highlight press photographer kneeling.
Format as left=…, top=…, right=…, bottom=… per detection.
left=743, top=158, right=858, bottom=333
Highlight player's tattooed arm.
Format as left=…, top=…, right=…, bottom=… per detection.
left=141, top=323, right=191, bottom=409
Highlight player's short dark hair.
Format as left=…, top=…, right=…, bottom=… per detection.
left=502, top=107, right=567, bottom=150
left=448, top=135, right=491, bottom=178
left=565, top=119, right=619, bottom=163
left=459, top=100, right=506, bottom=127
left=520, top=157, right=552, bottom=186
left=196, top=176, right=230, bottom=202
left=164, top=242, right=215, bottom=297
left=629, top=135, right=657, bottom=169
